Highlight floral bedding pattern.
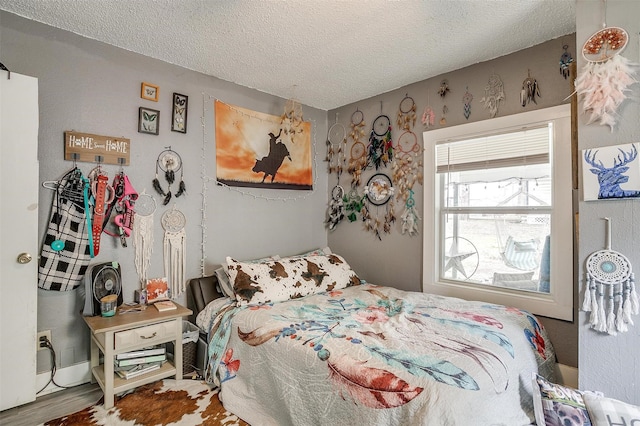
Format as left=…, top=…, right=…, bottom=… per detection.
left=197, top=284, right=556, bottom=426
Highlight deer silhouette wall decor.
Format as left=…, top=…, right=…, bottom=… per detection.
left=583, top=143, right=640, bottom=200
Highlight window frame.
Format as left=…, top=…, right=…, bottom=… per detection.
left=423, top=105, right=573, bottom=321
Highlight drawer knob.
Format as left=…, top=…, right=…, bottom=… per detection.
left=141, top=332, right=157, bottom=339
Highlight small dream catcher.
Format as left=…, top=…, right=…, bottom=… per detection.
left=326, top=117, right=347, bottom=231
left=462, top=87, right=473, bottom=120
left=520, top=70, right=541, bottom=107
left=347, top=109, right=367, bottom=187
left=162, top=204, right=187, bottom=298
left=559, top=44, right=574, bottom=79
left=582, top=218, right=639, bottom=335
left=152, top=147, right=186, bottom=205
left=280, top=96, right=305, bottom=145
left=392, top=130, right=423, bottom=203
left=400, top=189, right=420, bottom=237
left=574, top=16, right=636, bottom=131
left=362, top=173, right=395, bottom=240
left=326, top=185, right=345, bottom=231
left=132, top=190, right=156, bottom=286
left=368, top=114, right=394, bottom=170
left=396, top=94, right=417, bottom=131
left=480, top=73, right=505, bottom=118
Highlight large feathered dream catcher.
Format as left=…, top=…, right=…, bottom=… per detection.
left=574, top=1, right=638, bottom=131
left=582, top=218, right=639, bottom=335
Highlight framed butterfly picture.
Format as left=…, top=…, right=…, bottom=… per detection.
left=171, top=92, right=188, bottom=133
left=141, top=82, right=159, bottom=102
left=138, top=107, right=160, bottom=135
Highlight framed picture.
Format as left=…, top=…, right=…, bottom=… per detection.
left=582, top=142, right=640, bottom=201
left=171, top=93, right=188, bottom=133
left=145, top=277, right=169, bottom=303
left=141, top=82, right=159, bottom=102
left=138, top=107, right=160, bottom=135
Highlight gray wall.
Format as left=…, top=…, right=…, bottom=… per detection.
left=6, top=3, right=639, bottom=403
left=0, top=12, right=328, bottom=371
left=328, top=36, right=579, bottom=368
left=576, top=0, right=640, bottom=405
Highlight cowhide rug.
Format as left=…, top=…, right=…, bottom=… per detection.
left=41, top=379, right=249, bottom=426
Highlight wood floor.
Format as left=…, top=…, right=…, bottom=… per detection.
left=0, top=382, right=102, bottom=426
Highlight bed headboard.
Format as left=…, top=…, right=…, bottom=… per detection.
left=186, top=274, right=223, bottom=325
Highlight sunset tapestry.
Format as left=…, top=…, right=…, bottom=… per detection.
left=215, top=100, right=312, bottom=190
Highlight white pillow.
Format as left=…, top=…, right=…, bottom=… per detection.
left=226, top=253, right=361, bottom=306
left=584, top=393, right=640, bottom=426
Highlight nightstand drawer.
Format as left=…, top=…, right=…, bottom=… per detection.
left=114, top=320, right=177, bottom=351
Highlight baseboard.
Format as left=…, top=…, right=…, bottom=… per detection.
left=36, top=361, right=92, bottom=397
left=555, top=363, right=578, bottom=388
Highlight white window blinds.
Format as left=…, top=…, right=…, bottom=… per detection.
left=436, top=125, right=550, bottom=173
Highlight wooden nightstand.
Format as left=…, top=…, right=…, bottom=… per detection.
left=82, top=302, right=192, bottom=409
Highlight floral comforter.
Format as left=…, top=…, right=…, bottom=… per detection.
left=196, top=284, right=556, bottom=426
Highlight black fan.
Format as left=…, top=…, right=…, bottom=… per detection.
left=82, top=262, right=123, bottom=316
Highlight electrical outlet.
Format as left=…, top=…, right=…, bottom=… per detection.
left=36, top=330, right=51, bottom=351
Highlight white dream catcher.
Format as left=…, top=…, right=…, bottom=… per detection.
left=132, top=190, right=156, bottom=287
left=162, top=205, right=187, bottom=298
left=574, top=1, right=637, bottom=131
left=480, top=74, right=505, bottom=118
left=582, top=218, right=639, bottom=335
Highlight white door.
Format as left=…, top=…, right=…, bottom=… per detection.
left=0, top=70, right=39, bottom=410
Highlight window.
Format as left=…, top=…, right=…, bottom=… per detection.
left=423, top=105, right=573, bottom=321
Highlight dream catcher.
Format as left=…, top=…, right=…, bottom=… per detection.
left=396, top=94, right=417, bottom=131
left=462, top=87, right=473, bottom=120
left=520, top=70, right=541, bottom=107
left=392, top=130, right=423, bottom=202
left=438, top=80, right=450, bottom=126
left=162, top=204, right=187, bottom=297
left=574, top=3, right=636, bottom=131
left=347, top=109, right=367, bottom=187
left=326, top=118, right=347, bottom=231
left=582, top=218, right=639, bottom=335
left=400, top=190, right=421, bottom=237
left=480, top=73, right=505, bottom=118
left=326, top=185, right=345, bottom=231
left=280, top=95, right=305, bottom=145
left=152, top=147, right=186, bottom=205
left=368, top=113, right=393, bottom=170
left=132, top=190, right=156, bottom=286
left=344, top=189, right=365, bottom=223
left=362, top=173, right=395, bottom=240
left=559, top=44, right=574, bottom=79
left=437, top=79, right=450, bottom=98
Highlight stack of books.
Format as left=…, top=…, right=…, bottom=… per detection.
left=114, top=346, right=167, bottom=379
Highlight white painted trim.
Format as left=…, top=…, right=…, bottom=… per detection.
left=36, top=362, right=92, bottom=397
left=422, top=105, right=574, bottom=321
left=555, top=363, right=578, bottom=389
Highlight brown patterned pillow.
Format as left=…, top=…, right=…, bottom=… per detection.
left=226, top=254, right=361, bottom=306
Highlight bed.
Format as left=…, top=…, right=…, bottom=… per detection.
left=188, top=252, right=557, bottom=426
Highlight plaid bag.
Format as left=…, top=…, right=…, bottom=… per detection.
left=38, top=168, right=92, bottom=291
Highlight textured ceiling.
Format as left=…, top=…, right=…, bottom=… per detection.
left=0, top=0, right=576, bottom=110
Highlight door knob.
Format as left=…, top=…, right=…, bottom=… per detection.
left=17, top=253, right=32, bottom=264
